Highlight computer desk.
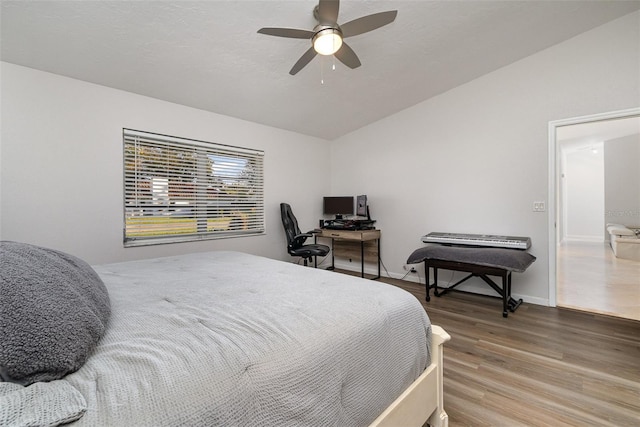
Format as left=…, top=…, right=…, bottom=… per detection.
left=315, top=228, right=381, bottom=279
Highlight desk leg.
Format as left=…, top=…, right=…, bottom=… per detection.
left=330, top=239, right=335, bottom=270
left=360, top=241, right=365, bottom=278
left=377, top=238, right=381, bottom=279
left=312, top=236, right=317, bottom=269
left=313, top=236, right=319, bottom=269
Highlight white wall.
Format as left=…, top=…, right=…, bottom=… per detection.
left=0, top=63, right=330, bottom=264
left=330, top=11, right=640, bottom=304
left=563, top=145, right=604, bottom=241
left=605, top=134, right=640, bottom=228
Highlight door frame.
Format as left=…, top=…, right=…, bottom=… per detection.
left=547, top=107, right=640, bottom=307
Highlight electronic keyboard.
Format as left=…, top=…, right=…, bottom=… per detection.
left=422, top=232, right=531, bottom=250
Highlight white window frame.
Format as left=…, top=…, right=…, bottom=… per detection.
left=123, top=129, right=265, bottom=247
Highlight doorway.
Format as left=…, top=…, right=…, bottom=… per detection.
left=548, top=108, right=640, bottom=321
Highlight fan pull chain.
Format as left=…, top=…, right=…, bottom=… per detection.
left=320, top=56, right=337, bottom=85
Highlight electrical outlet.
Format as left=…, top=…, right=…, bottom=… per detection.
left=533, top=201, right=546, bottom=212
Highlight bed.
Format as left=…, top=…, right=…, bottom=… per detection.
left=607, top=223, right=640, bottom=261
left=0, top=243, right=449, bottom=427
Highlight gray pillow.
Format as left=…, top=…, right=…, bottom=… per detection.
left=0, top=241, right=110, bottom=385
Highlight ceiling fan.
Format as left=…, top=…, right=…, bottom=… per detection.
left=257, top=0, right=398, bottom=75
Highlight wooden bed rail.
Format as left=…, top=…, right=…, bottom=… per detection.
left=370, top=324, right=451, bottom=427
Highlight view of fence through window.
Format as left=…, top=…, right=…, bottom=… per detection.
left=123, top=129, right=264, bottom=246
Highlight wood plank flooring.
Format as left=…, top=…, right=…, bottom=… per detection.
left=557, top=241, right=640, bottom=321
left=378, top=276, right=640, bottom=426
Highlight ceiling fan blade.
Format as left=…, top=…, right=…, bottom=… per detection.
left=257, top=27, right=314, bottom=39
left=317, top=0, right=340, bottom=24
left=334, top=42, right=361, bottom=69
left=341, top=10, right=398, bottom=38
left=290, top=47, right=318, bottom=75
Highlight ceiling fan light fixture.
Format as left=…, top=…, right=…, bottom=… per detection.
left=257, top=0, right=398, bottom=75
left=313, top=28, right=343, bottom=55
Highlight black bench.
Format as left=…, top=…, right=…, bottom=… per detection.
left=407, top=245, right=536, bottom=317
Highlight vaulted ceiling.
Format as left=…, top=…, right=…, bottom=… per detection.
left=2, top=1, right=638, bottom=140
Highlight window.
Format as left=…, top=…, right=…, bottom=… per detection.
left=123, top=129, right=264, bottom=247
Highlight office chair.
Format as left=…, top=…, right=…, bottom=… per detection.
left=280, top=203, right=330, bottom=267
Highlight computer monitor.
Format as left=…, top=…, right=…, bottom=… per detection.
left=323, top=196, right=354, bottom=219
left=356, top=194, right=367, bottom=217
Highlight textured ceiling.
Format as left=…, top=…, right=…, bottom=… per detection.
left=2, top=1, right=639, bottom=140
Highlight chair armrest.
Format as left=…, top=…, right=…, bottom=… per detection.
left=291, top=233, right=312, bottom=248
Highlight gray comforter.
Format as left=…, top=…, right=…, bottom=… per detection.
left=61, top=251, right=431, bottom=426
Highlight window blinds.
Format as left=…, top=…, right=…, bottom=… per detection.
left=123, top=129, right=265, bottom=246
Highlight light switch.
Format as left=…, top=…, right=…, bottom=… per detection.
left=533, top=201, right=546, bottom=212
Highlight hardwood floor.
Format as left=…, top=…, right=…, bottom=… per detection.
left=378, top=276, right=640, bottom=427
left=557, top=241, right=640, bottom=321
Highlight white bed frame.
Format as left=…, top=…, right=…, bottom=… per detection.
left=370, top=325, right=451, bottom=427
